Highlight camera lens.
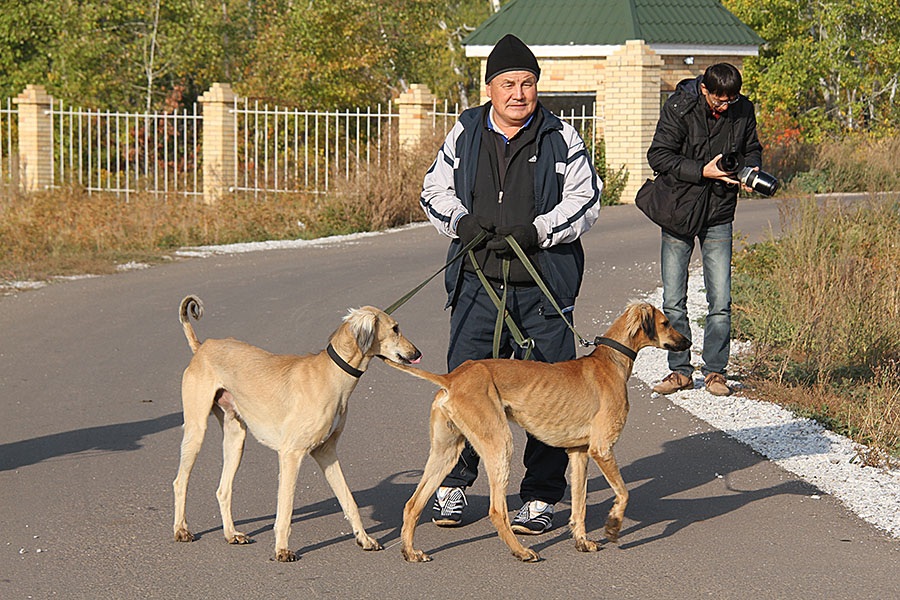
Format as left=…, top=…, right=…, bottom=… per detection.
left=716, top=152, right=744, bottom=174
left=738, top=166, right=779, bottom=196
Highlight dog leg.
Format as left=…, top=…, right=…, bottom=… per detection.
left=215, top=399, right=251, bottom=545
left=172, top=398, right=210, bottom=542
left=478, top=432, right=539, bottom=562
left=589, top=445, right=628, bottom=543
left=566, top=448, right=598, bottom=552
left=273, top=449, right=304, bottom=562
left=401, top=400, right=465, bottom=563
left=310, top=436, right=382, bottom=551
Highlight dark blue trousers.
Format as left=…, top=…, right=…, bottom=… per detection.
left=442, top=271, right=574, bottom=505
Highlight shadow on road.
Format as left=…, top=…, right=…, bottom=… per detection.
left=192, top=427, right=818, bottom=558
left=575, top=430, right=816, bottom=550
left=0, top=412, right=182, bottom=471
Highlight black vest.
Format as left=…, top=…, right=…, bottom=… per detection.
left=465, top=107, right=543, bottom=284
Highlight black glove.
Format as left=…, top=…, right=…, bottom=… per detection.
left=486, top=223, right=539, bottom=257
left=455, top=214, right=494, bottom=248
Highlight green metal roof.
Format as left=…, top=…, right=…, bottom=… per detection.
left=464, top=0, right=763, bottom=48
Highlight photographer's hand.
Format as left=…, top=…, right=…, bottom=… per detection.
left=703, top=154, right=740, bottom=185
left=740, top=166, right=759, bottom=194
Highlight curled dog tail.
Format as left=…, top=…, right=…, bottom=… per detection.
left=383, top=359, right=450, bottom=390
left=179, top=295, right=204, bottom=354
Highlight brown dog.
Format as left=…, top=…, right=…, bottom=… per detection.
left=173, top=295, right=421, bottom=562
left=384, top=302, right=689, bottom=562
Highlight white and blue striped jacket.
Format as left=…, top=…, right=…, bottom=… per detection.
left=420, top=103, right=603, bottom=309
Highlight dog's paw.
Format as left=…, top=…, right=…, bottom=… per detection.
left=275, top=549, right=298, bottom=562
left=228, top=533, right=253, bottom=545
left=401, top=548, right=432, bottom=562
left=604, top=517, right=622, bottom=543
left=575, top=538, right=600, bottom=552
left=357, top=536, right=383, bottom=551
left=515, top=547, right=541, bottom=562
left=174, top=528, right=195, bottom=543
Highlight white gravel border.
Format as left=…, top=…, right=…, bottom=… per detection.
left=635, top=266, right=900, bottom=539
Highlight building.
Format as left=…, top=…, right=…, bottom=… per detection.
left=463, top=0, right=762, bottom=202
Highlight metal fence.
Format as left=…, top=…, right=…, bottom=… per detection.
left=230, top=98, right=398, bottom=197
left=48, top=100, right=202, bottom=197
left=0, top=98, right=16, bottom=187
left=3, top=95, right=603, bottom=198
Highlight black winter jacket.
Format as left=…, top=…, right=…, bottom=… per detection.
left=647, top=76, right=762, bottom=230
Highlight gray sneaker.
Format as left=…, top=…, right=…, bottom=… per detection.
left=432, top=486, right=467, bottom=527
left=511, top=500, right=554, bottom=535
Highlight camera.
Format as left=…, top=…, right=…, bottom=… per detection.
left=716, top=152, right=779, bottom=197
left=716, top=152, right=744, bottom=174
left=737, top=166, right=779, bottom=196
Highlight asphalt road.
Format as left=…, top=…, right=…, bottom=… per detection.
left=2, top=199, right=897, bottom=599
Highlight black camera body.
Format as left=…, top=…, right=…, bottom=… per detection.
left=715, top=152, right=778, bottom=197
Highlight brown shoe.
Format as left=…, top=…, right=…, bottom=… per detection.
left=652, top=372, right=693, bottom=394
left=704, top=372, right=732, bottom=396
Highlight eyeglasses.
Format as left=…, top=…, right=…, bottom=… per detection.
left=707, top=94, right=739, bottom=107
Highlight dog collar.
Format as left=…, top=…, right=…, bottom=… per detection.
left=594, top=337, right=638, bottom=361
left=327, top=343, right=365, bottom=378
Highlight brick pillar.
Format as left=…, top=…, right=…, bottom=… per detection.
left=603, top=40, right=662, bottom=204
left=397, top=84, right=436, bottom=150
left=199, top=83, right=237, bottom=204
left=14, top=85, right=54, bottom=192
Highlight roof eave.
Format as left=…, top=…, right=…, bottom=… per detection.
left=465, top=43, right=759, bottom=58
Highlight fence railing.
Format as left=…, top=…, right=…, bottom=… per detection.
left=5, top=85, right=604, bottom=201
left=231, top=99, right=397, bottom=196
left=0, top=98, right=16, bottom=187
left=48, top=100, right=202, bottom=197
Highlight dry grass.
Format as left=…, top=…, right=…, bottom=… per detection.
left=733, top=197, right=900, bottom=467
left=0, top=136, right=445, bottom=285
left=782, top=135, right=900, bottom=195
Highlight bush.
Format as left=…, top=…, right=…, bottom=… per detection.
left=593, top=138, right=628, bottom=205
left=781, top=135, right=900, bottom=195
left=306, top=131, right=441, bottom=237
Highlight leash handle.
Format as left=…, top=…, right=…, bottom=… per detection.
left=383, top=229, right=489, bottom=315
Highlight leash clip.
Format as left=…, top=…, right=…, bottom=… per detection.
left=580, top=336, right=600, bottom=348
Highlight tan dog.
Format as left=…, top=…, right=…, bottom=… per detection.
left=384, top=302, right=689, bottom=563
left=173, top=295, right=421, bottom=562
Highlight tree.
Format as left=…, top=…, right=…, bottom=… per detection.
left=724, top=0, right=900, bottom=140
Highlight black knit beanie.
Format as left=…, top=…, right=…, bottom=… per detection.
left=484, top=34, right=540, bottom=83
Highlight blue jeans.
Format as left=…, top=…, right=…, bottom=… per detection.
left=660, top=223, right=732, bottom=377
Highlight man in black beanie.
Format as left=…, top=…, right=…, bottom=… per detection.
left=420, top=33, right=603, bottom=535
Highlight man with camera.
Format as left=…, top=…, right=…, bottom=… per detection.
left=645, top=62, right=764, bottom=396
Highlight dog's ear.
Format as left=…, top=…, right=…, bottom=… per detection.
left=625, top=302, right=656, bottom=340
left=640, top=304, right=657, bottom=340
left=344, top=308, right=377, bottom=354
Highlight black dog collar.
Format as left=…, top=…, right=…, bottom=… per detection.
left=327, top=343, right=364, bottom=378
left=595, top=336, right=638, bottom=362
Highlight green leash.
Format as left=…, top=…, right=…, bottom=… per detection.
left=467, top=250, right=535, bottom=360
left=383, top=230, right=594, bottom=360
left=383, top=230, right=489, bottom=315
left=501, top=234, right=591, bottom=348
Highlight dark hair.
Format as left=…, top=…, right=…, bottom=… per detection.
left=702, top=63, right=742, bottom=97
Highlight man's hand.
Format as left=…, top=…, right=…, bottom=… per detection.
left=702, top=154, right=740, bottom=185
left=486, top=223, right=539, bottom=257
left=455, top=214, right=494, bottom=248
left=739, top=166, right=759, bottom=194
